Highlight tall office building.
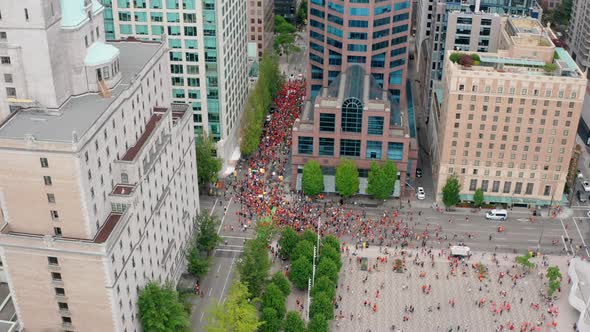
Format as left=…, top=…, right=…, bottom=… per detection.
left=432, top=17, right=586, bottom=206
left=0, top=1, right=199, bottom=331
left=307, top=0, right=412, bottom=105
left=248, top=0, right=275, bottom=59
left=102, top=0, right=249, bottom=166
left=291, top=65, right=418, bottom=194
left=568, top=0, right=590, bottom=75
left=415, top=0, right=542, bottom=116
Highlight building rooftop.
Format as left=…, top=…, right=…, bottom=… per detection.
left=0, top=40, right=162, bottom=144
left=94, top=213, right=122, bottom=243
left=325, top=65, right=385, bottom=101
left=60, top=0, right=103, bottom=29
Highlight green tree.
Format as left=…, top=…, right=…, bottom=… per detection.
left=515, top=252, right=535, bottom=270
left=473, top=188, right=484, bottom=208
left=319, top=245, right=341, bottom=270
left=367, top=161, right=397, bottom=199
left=262, top=283, right=286, bottom=319
left=138, top=282, right=190, bottom=332
left=442, top=175, right=461, bottom=209
left=301, top=229, right=317, bottom=244
left=238, top=238, right=270, bottom=299
left=317, top=257, right=338, bottom=284
left=205, top=281, right=261, bottom=332
left=278, top=227, right=299, bottom=260
left=302, top=160, right=324, bottom=196
left=259, top=307, right=281, bottom=332
left=195, top=211, right=221, bottom=256
left=335, top=159, right=360, bottom=198
left=289, top=256, right=312, bottom=290
left=309, top=292, right=334, bottom=320
left=275, top=15, right=296, bottom=34
left=296, top=0, right=307, bottom=25
left=546, top=266, right=562, bottom=281
left=274, top=33, right=300, bottom=61
left=548, top=279, right=561, bottom=296
left=187, top=247, right=210, bottom=278
left=311, top=276, right=335, bottom=300
left=291, top=240, right=314, bottom=263
left=271, top=272, right=291, bottom=297
left=196, top=134, right=222, bottom=190
left=307, top=313, right=329, bottom=332
left=240, top=53, right=281, bottom=157
left=284, top=311, right=306, bottom=332
left=322, top=235, right=340, bottom=253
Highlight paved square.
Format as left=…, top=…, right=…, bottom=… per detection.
left=332, top=247, right=568, bottom=332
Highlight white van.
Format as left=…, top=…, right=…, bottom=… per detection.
left=485, top=209, right=508, bottom=221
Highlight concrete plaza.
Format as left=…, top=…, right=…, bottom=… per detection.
left=332, top=247, right=578, bottom=332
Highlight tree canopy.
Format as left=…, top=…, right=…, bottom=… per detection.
left=270, top=272, right=291, bottom=297
left=195, top=211, right=221, bottom=256
left=309, top=292, right=334, bottom=320
left=473, top=188, right=484, bottom=208
left=367, top=161, right=397, bottom=199
left=262, top=283, right=287, bottom=319
left=278, top=227, right=299, bottom=260
left=317, top=257, right=338, bottom=284
left=311, top=276, right=335, bottom=300
left=205, top=281, right=261, bottom=332
left=289, top=256, right=312, bottom=290
left=187, top=248, right=210, bottom=278
left=319, top=245, right=341, bottom=270
left=307, top=313, right=329, bottom=332
left=284, top=311, right=306, bottom=332
left=138, top=282, right=190, bottom=332
left=335, top=159, right=360, bottom=198
left=296, top=0, right=307, bottom=26
left=292, top=240, right=314, bottom=263
left=240, top=53, right=281, bottom=156
left=238, top=233, right=271, bottom=299
left=442, top=175, right=461, bottom=208
left=259, top=307, right=281, bottom=332
left=196, top=133, right=222, bottom=189
left=302, top=160, right=324, bottom=196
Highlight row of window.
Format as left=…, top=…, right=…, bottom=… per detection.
left=117, top=11, right=196, bottom=23
left=114, top=0, right=197, bottom=10
left=298, top=137, right=404, bottom=160
left=467, top=179, right=551, bottom=196
left=458, top=84, right=578, bottom=99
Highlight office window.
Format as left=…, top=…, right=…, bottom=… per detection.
left=319, top=113, right=336, bottom=132
left=514, top=182, right=522, bottom=194
left=297, top=137, right=313, bottom=155
left=341, top=98, right=363, bottom=132
left=0, top=56, right=10, bottom=64
left=503, top=182, right=511, bottom=193
left=3, top=73, right=12, bottom=83
left=328, top=1, right=344, bottom=13
left=58, top=302, right=69, bottom=311
left=387, top=142, right=403, bottom=160
left=349, top=7, right=369, bottom=16
left=481, top=180, right=489, bottom=192
left=319, top=138, right=335, bottom=156
left=50, top=210, right=59, bottom=220
left=5, top=87, right=16, bottom=97
left=44, top=176, right=52, bottom=186
left=367, top=116, right=384, bottom=135
left=348, top=20, right=368, bottom=28
left=469, top=179, right=477, bottom=191
left=48, top=257, right=59, bottom=265
left=52, top=272, right=62, bottom=281
left=544, top=185, right=551, bottom=196
left=366, top=141, right=382, bottom=159
left=61, top=316, right=71, bottom=324
left=55, top=288, right=65, bottom=296
left=525, top=183, right=534, bottom=195
left=47, top=194, right=56, bottom=203
left=340, top=139, right=361, bottom=157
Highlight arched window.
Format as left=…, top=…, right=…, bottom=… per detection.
left=121, top=173, right=129, bottom=184
left=341, top=97, right=363, bottom=133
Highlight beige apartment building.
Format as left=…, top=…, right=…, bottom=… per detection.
left=433, top=17, right=587, bottom=207
left=0, top=1, right=199, bottom=331
left=248, top=0, right=275, bottom=58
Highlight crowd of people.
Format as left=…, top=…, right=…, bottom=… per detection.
left=217, top=79, right=572, bottom=332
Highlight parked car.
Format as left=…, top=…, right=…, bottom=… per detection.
left=485, top=209, right=508, bottom=221
left=416, top=187, right=425, bottom=200
left=578, top=191, right=588, bottom=203
left=583, top=180, right=590, bottom=192
left=577, top=170, right=584, bottom=179
left=416, top=168, right=423, bottom=178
